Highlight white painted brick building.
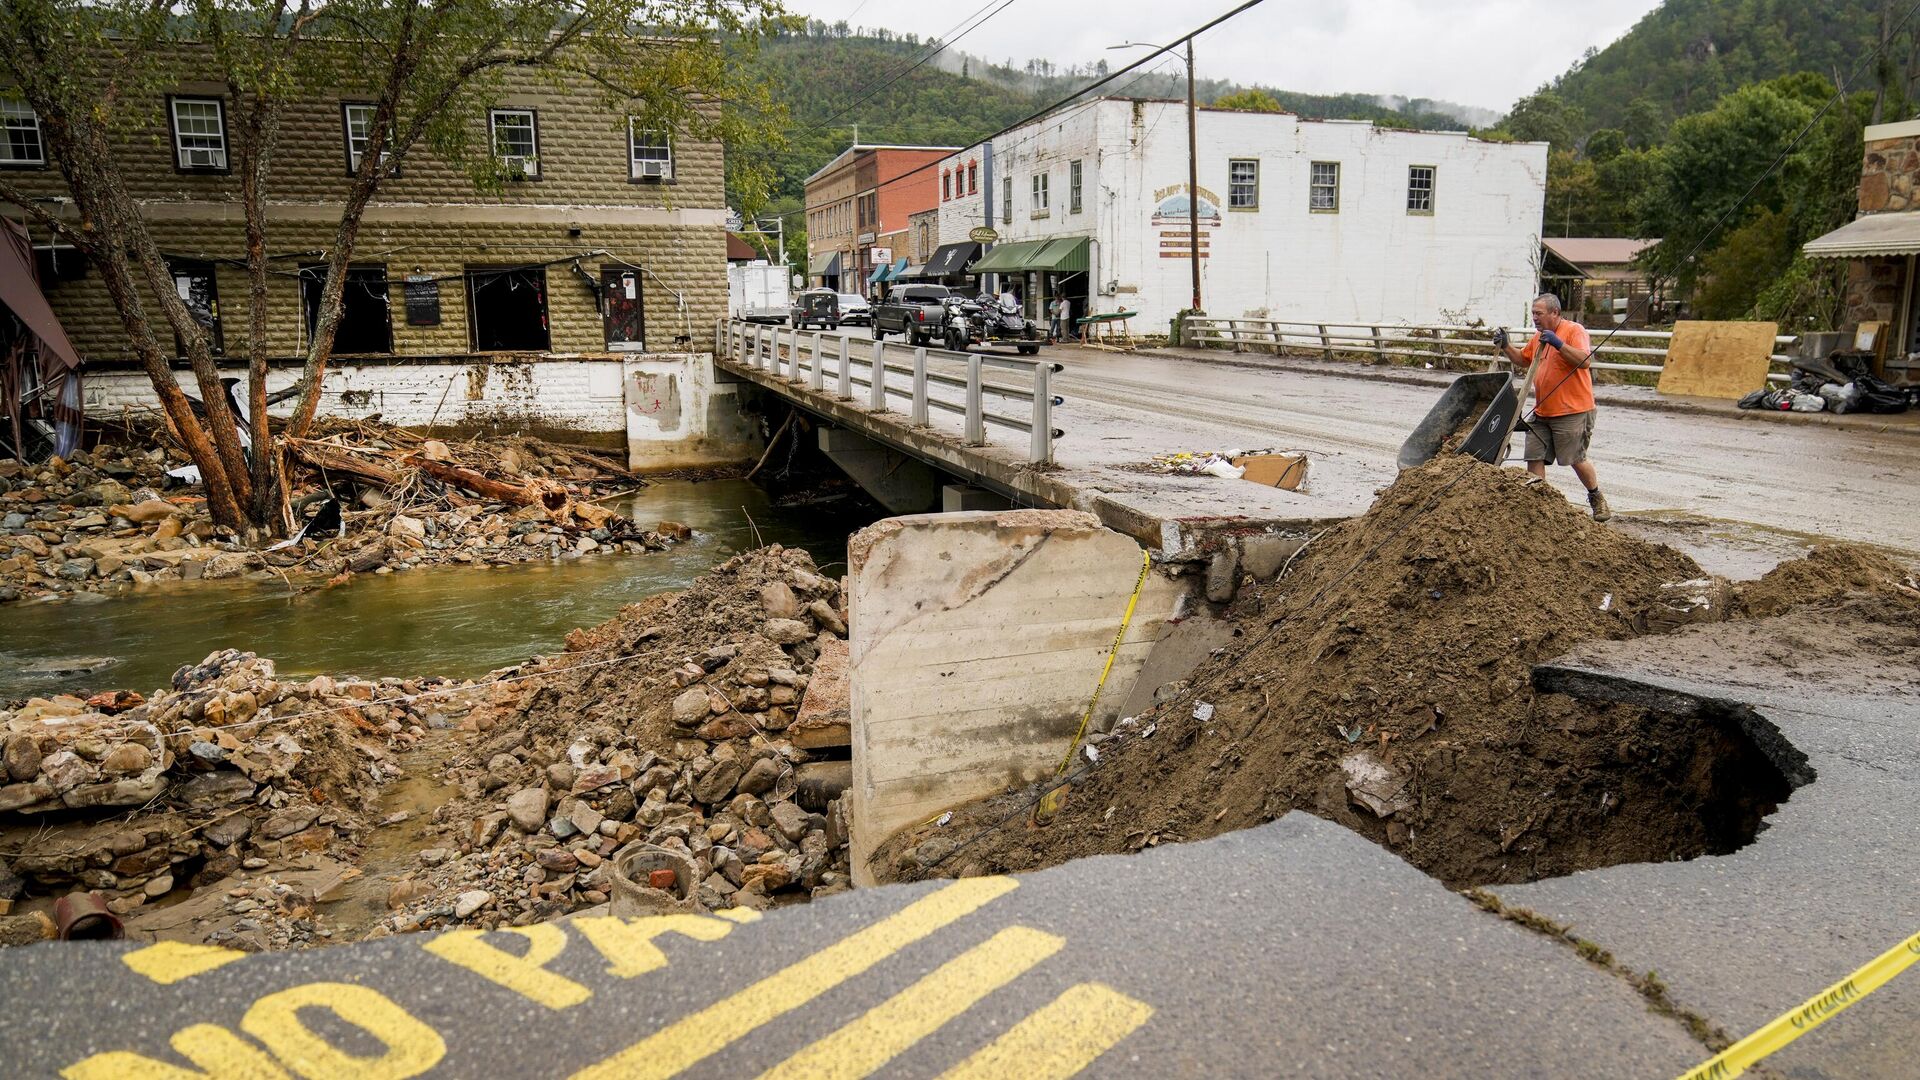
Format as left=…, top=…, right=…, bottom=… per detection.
left=935, top=99, right=1549, bottom=331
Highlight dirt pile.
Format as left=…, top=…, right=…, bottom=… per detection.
left=876, top=455, right=1798, bottom=888
left=0, top=419, right=691, bottom=605
left=1730, top=542, right=1919, bottom=618
left=364, top=546, right=853, bottom=937
left=1, top=649, right=489, bottom=946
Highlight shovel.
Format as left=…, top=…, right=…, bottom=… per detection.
left=1397, top=353, right=1539, bottom=469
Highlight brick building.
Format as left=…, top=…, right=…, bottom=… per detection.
left=802, top=144, right=954, bottom=295
left=0, top=56, right=729, bottom=367
left=1807, top=117, right=1920, bottom=384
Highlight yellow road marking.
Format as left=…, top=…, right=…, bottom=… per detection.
left=759, top=926, right=1064, bottom=1080
left=573, top=914, right=740, bottom=979
left=121, top=942, right=247, bottom=985
left=717, top=908, right=764, bottom=924
left=422, top=923, right=591, bottom=1010
left=937, top=983, right=1153, bottom=1080
left=570, top=876, right=1019, bottom=1080
left=63, top=1025, right=291, bottom=1080
left=240, top=983, right=445, bottom=1080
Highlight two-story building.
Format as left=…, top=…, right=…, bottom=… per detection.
left=2, top=57, right=728, bottom=366
left=935, top=99, right=1549, bottom=331
left=1806, top=117, right=1920, bottom=386
left=803, top=144, right=954, bottom=296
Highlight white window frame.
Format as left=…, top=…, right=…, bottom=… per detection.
left=1228, top=158, right=1259, bottom=210
left=1, top=100, right=45, bottom=167
left=489, top=107, right=539, bottom=178
left=1309, top=160, right=1340, bottom=213
left=169, top=97, right=228, bottom=172
left=1407, top=164, right=1436, bottom=214
left=1069, top=160, right=1083, bottom=214
left=628, top=120, right=673, bottom=181
left=340, top=102, right=399, bottom=177
left=1003, top=177, right=1013, bottom=224
left=1031, top=171, right=1049, bottom=214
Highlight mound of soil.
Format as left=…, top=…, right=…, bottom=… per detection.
left=1730, top=543, right=1919, bottom=618
left=876, top=456, right=1793, bottom=888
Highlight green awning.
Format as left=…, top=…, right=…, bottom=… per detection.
left=968, top=236, right=1091, bottom=274
left=968, top=239, right=1046, bottom=274
left=809, top=251, right=841, bottom=276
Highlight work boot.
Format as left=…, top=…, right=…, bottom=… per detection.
left=1587, top=487, right=1612, bottom=522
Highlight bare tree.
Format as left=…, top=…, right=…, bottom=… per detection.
left=0, top=0, right=789, bottom=536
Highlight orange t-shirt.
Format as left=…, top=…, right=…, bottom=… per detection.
left=1519, top=318, right=1595, bottom=417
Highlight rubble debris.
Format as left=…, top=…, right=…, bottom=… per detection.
left=877, top=456, right=1901, bottom=889
left=1, top=419, right=681, bottom=605
left=366, top=546, right=855, bottom=936
left=1, top=648, right=491, bottom=945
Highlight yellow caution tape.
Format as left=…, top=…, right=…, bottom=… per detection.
left=1058, top=548, right=1152, bottom=775
left=1676, top=928, right=1920, bottom=1080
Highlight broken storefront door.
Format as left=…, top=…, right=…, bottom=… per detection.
left=601, top=267, right=645, bottom=351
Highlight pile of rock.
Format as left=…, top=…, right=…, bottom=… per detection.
left=376, top=547, right=854, bottom=934
left=0, top=649, right=487, bottom=931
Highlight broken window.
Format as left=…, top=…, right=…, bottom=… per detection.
left=165, top=258, right=223, bottom=355
left=465, top=265, right=550, bottom=352
left=302, top=265, right=393, bottom=354
left=169, top=97, right=228, bottom=172
left=490, top=108, right=539, bottom=178
left=1, top=100, right=44, bottom=167
left=1310, top=161, right=1340, bottom=212
left=1407, top=165, right=1436, bottom=214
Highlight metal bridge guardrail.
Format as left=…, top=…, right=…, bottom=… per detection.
left=716, top=319, right=1064, bottom=465
left=1185, top=318, right=1802, bottom=385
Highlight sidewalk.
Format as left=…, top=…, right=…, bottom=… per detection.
left=1055, top=342, right=1920, bottom=439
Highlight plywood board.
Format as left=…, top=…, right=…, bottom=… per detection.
left=1233, top=453, right=1309, bottom=490
left=1657, top=320, right=1779, bottom=400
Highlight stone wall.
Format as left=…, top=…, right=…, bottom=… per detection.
left=1859, top=132, right=1920, bottom=213
left=1841, top=256, right=1909, bottom=333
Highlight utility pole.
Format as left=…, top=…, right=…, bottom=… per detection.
left=1185, top=37, right=1202, bottom=313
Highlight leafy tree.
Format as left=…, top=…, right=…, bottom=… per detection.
left=0, top=0, right=784, bottom=534
left=1585, top=128, right=1626, bottom=163
left=1212, top=88, right=1284, bottom=113
left=1503, top=89, right=1579, bottom=149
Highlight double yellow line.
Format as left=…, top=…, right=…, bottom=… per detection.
left=572, top=877, right=1151, bottom=1080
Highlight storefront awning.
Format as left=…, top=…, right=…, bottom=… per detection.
left=1805, top=213, right=1920, bottom=258
left=969, top=236, right=1092, bottom=274
left=1, top=221, right=81, bottom=371
left=867, top=261, right=891, bottom=285
left=809, top=251, right=842, bottom=276
left=897, top=264, right=927, bottom=281
left=924, top=242, right=982, bottom=277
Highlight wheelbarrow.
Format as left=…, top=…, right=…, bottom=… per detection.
left=1397, top=361, right=1541, bottom=469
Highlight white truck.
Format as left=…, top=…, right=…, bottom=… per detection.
left=728, top=261, right=789, bottom=323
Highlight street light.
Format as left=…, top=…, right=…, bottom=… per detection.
left=1111, top=39, right=1202, bottom=314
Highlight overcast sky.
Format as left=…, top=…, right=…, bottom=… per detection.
left=786, top=0, right=1664, bottom=117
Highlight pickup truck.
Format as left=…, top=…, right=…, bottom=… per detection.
left=869, top=284, right=953, bottom=345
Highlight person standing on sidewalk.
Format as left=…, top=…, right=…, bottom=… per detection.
left=1049, top=296, right=1070, bottom=343
left=1495, top=293, right=1611, bottom=521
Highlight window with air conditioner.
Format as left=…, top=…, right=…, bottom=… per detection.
left=490, top=108, right=539, bottom=178
left=629, top=121, right=673, bottom=181
left=169, top=97, right=227, bottom=172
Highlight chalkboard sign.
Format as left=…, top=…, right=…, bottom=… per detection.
left=403, top=275, right=440, bottom=327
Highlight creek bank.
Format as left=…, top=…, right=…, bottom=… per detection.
left=871, top=456, right=1920, bottom=890
left=0, top=420, right=703, bottom=606
left=1, top=649, right=491, bottom=949
left=364, top=545, right=854, bottom=937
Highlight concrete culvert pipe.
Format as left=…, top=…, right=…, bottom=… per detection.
left=609, top=843, right=700, bottom=918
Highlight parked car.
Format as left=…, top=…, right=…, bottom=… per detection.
left=940, top=294, right=1042, bottom=355
left=870, top=284, right=954, bottom=345
left=836, top=292, right=872, bottom=326
left=789, top=288, right=840, bottom=330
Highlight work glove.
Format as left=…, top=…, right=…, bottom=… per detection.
left=1537, top=329, right=1565, bottom=351
left=1491, top=328, right=1509, bottom=350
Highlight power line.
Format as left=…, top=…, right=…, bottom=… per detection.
left=799, top=0, right=1026, bottom=140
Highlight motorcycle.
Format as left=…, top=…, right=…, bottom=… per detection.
left=940, top=295, right=1042, bottom=355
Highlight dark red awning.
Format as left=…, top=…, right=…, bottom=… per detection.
left=1, top=219, right=82, bottom=370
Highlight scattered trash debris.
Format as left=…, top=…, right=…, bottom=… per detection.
left=1191, top=701, right=1214, bottom=722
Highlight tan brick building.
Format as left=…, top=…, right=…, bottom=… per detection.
left=2, top=58, right=728, bottom=366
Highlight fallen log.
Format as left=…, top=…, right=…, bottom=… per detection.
left=405, top=454, right=541, bottom=507
left=288, top=439, right=402, bottom=487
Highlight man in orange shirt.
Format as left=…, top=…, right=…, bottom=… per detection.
left=1495, top=293, right=1611, bottom=521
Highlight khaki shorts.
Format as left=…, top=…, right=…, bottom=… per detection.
left=1524, top=409, right=1594, bottom=466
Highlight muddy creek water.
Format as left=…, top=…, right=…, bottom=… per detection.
left=0, top=479, right=870, bottom=701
